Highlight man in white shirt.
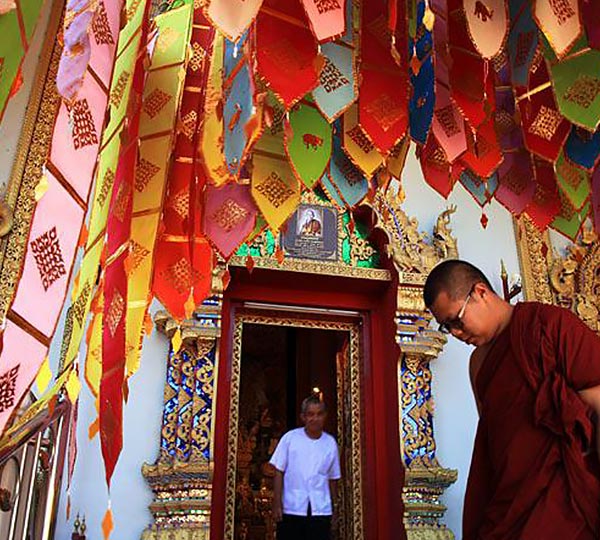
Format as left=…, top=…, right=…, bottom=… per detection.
left=270, top=395, right=341, bottom=540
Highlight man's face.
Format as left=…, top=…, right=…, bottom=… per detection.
left=301, top=403, right=326, bottom=434
left=429, top=285, right=495, bottom=347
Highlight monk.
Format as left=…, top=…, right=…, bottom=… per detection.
left=423, top=259, right=600, bottom=540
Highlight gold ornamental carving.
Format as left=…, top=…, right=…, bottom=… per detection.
left=516, top=218, right=600, bottom=334
left=142, top=292, right=222, bottom=540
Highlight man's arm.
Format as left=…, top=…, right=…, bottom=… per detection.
left=329, top=479, right=339, bottom=526
left=272, top=469, right=283, bottom=522
left=579, top=385, right=600, bottom=455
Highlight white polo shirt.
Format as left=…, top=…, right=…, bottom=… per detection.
left=269, top=427, right=341, bottom=516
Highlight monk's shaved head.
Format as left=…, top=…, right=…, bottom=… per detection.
left=423, top=259, right=494, bottom=308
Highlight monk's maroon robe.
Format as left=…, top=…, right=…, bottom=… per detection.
left=464, top=302, right=600, bottom=540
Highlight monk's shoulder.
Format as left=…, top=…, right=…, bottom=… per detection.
left=469, top=344, right=490, bottom=381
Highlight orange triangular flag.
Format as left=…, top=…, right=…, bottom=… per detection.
left=102, top=506, right=113, bottom=540
left=88, top=417, right=99, bottom=440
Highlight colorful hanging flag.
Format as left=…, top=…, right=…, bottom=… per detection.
left=430, top=0, right=466, bottom=162
left=386, top=137, right=411, bottom=179
left=533, top=0, right=581, bottom=59
left=494, top=53, right=524, bottom=152
left=320, top=167, right=347, bottom=209
left=100, top=0, right=151, bottom=488
left=581, top=0, right=600, bottom=51
left=495, top=150, right=536, bottom=215
left=58, top=0, right=144, bottom=379
left=507, top=0, right=538, bottom=87
left=342, top=104, right=384, bottom=178
left=516, top=54, right=571, bottom=162
left=312, top=41, right=357, bottom=122
left=56, top=0, right=96, bottom=101
left=460, top=169, right=498, bottom=206
left=464, top=0, right=508, bottom=59
left=251, top=151, right=301, bottom=232
left=300, top=0, right=346, bottom=42
left=408, top=0, right=434, bottom=144
left=286, top=97, right=333, bottom=189
left=555, top=151, right=591, bottom=210
left=551, top=192, right=590, bottom=240
left=551, top=49, right=600, bottom=132
left=205, top=0, right=263, bottom=42
left=256, top=0, right=323, bottom=108
left=203, top=183, right=257, bottom=258
left=419, top=135, right=455, bottom=198
left=125, top=2, right=192, bottom=378
left=0, top=0, right=124, bottom=437
left=460, top=117, right=503, bottom=178
left=564, top=126, right=600, bottom=171
left=0, top=0, right=45, bottom=122
left=523, top=157, right=562, bottom=230
left=223, top=31, right=258, bottom=179
left=447, top=0, right=492, bottom=129
left=153, top=6, right=215, bottom=321
left=199, top=33, right=229, bottom=185
left=358, top=0, right=408, bottom=154
left=328, top=127, right=369, bottom=206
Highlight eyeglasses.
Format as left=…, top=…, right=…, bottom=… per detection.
left=438, top=286, right=474, bottom=334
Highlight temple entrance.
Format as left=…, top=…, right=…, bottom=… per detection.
left=228, top=310, right=364, bottom=540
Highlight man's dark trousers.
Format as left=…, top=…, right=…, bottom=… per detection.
left=276, top=514, right=331, bottom=540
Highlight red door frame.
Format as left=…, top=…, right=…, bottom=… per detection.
left=210, top=267, right=406, bottom=540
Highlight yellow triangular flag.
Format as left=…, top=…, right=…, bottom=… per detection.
left=184, top=292, right=195, bottom=320
left=34, top=174, right=49, bottom=202
left=35, top=357, right=52, bottom=394
left=171, top=327, right=182, bottom=354
left=65, top=369, right=81, bottom=404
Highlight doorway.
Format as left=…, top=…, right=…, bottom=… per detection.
left=225, top=310, right=364, bottom=540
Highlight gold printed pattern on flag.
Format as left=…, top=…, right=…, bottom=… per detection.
left=161, top=258, right=194, bottom=294
left=347, top=125, right=375, bottom=153
left=135, top=158, right=160, bottom=192
left=365, top=94, right=404, bottom=132
left=126, top=0, right=143, bottom=22
left=170, top=190, right=190, bottom=219
left=558, top=189, right=576, bottom=219
left=180, top=111, right=198, bottom=140
left=502, top=166, right=527, bottom=195
left=67, top=99, right=99, bottom=150
left=549, top=0, right=576, bottom=25
left=435, top=105, right=461, bottom=137
left=495, top=110, right=515, bottom=136
left=211, top=198, right=249, bottom=232
left=190, top=42, right=205, bottom=72
left=557, top=159, right=583, bottom=188
left=563, top=75, right=600, bottom=109
left=110, top=71, right=131, bottom=108
left=0, top=366, right=19, bottom=414
left=97, top=168, right=115, bottom=207
left=156, top=27, right=181, bottom=53
left=143, top=88, right=172, bottom=118
left=113, top=182, right=132, bottom=221
left=72, top=282, right=92, bottom=327
left=92, top=2, right=115, bottom=46
left=314, top=0, right=341, bottom=14
left=334, top=156, right=363, bottom=186
left=528, top=105, right=563, bottom=141
left=106, top=289, right=125, bottom=337
left=319, top=58, right=350, bottom=93
left=256, top=173, right=295, bottom=208
left=30, top=226, right=67, bottom=291
left=129, top=240, right=150, bottom=271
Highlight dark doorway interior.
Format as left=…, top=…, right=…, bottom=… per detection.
left=235, top=323, right=347, bottom=540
